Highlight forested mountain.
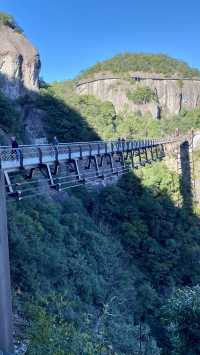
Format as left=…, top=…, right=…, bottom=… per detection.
left=46, top=79, right=200, bottom=139
left=76, top=54, right=200, bottom=118
left=1, top=13, right=200, bottom=355
left=77, top=53, right=200, bottom=79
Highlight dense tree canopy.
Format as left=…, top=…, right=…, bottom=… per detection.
left=9, top=161, right=200, bottom=354
left=162, top=285, right=200, bottom=355
left=77, top=53, right=200, bottom=79
left=1, top=47, right=200, bottom=354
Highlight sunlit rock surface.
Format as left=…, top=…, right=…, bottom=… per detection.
left=0, top=24, right=40, bottom=98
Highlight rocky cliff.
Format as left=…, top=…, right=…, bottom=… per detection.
left=0, top=24, right=40, bottom=99
left=76, top=73, right=200, bottom=118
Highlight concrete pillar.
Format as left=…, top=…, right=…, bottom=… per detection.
left=0, top=170, right=13, bottom=354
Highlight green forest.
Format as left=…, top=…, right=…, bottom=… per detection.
left=0, top=17, right=200, bottom=352
left=0, top=76, right=198, bottom=354
left=77, top=53, right=200, bottom=79
left=9, top=156, right=200, bottom=355
left=37, top=79, right=200, bottom=140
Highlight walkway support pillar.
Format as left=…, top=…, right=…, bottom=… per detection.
left=0, top=169, right=14, bottom=354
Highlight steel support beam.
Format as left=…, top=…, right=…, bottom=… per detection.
left=0, top=170, right=14, bottom=354
left=130, top=151, right=135, bottom=168
left=46, top=164, right=55, bottom=186
left=94, top=155, right=100, bottom=176
left=108, top=154, right=114, bottom=173
left=74, top=159, right=81, bottom=180
left=150, top=146, right=154, bottom=161
left=4, top=173, right=13, bottom=194
left=144, top=148, right=149, bottom=163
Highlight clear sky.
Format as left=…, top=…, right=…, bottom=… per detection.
left=0, top=0, right=200, bottom=82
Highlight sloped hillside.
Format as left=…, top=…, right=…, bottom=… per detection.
left=1, top=14, right=200, bottom=355
left=77, top=53, right=200, bottom=79
left=46, top=80, right=200, bottom=140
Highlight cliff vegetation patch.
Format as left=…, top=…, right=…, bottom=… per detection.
left=126, top=85, right=156, bottom=104
left=0, top=12, right=23, bottom=33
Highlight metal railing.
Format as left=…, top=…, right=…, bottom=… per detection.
left=0, top=137, right=178, bottom=169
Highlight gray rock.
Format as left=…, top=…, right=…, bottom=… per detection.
left=0, top=24, right=40, bottom=99
left=21, top=105, right=47, bottom=143
left=76, top=72, right=200, bottom=118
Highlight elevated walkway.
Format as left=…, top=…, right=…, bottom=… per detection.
left=0, top=137, right=181, bottom=199
left=0, top=138, right=175, bottom=172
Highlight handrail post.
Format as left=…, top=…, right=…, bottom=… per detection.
left=54, top=146, right=59, bottom=162
left=111, top=142, right=114, bottom=154
left=0, top=169, right=14, bottom=354
left=68, top=146, right=71, bottom=160
left=89, top=144, right=92, bottom=156
left=105, top=143, right=108, bottom=154
left=155, top=146, right=159, bottom=159
left=38, top=147, right=42, bottom=164
left=122, top=141, right=125, bottom=152
left=19, top=149, right=23, bottom=169
left=79, top=145, right=83, bottom=159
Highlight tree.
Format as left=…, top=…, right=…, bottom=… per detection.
left=127, top=86, right=156, bottom=104
left=162, top=285, right=200, bottom=355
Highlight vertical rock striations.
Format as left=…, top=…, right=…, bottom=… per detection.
left=76, top=73, right=200, bottom=118
left=0, top=24, right=40, bottom=99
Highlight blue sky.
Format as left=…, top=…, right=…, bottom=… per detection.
left=1, top=0, right=200, bottom=82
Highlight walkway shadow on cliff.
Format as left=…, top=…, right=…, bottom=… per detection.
left=2, top=73, right=200, bottom=354
left=179, top=141, right=193, bottom=212
left=33, top=91, right=100, bottom=143
left=87, top=166, right=200, bottom=354
left=0, top=73, right=100, bottom=144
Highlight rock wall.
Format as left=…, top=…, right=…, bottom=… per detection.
left=0, top=24, right=40, bottom=99
left=76, top=73, right=200, bottom=118
left=0, top=24, right=46, bottom=143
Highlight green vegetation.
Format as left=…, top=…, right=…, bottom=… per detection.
left=35, top=89, right=99, bottom=142
left=1, top=42, right=200, bottom=353
left=114, top=108, right=200, bottom=139
left=42, top=80, right=200, bottom=142
left=176, top=79, right=184, bottom=89
left=26, top=296, right=111, bottom=354
left=127, top=85, right=156, bottom=104
left=0, top=12, right=23, bottom=33
left=0, top=92, right=21, bottom=141
left=36, top=83, right=116, bottom=140
left=9, top=161, right=200, bottom=354
left=162, top=285, right=200, bottom=354
left=77, top=53, right=200, bottom=79
left=1, top=75, right=199, bottom=352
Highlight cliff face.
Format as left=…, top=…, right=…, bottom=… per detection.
left=0, top=24, right=40, bottom=99
left=76, top=73, right=200, bottom=118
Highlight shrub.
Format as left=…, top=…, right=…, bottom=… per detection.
left=26, top=298, right=109, bottom=355
left=177, top=79, right=184, bottom=89
left=0, top=12, right=23, bottom=33
left=127, top=86, right=156, bottom=104
left=162, top=285, right=200, bottom=355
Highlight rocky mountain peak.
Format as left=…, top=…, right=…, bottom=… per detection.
left=0, top=23, right=41, bottom=99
